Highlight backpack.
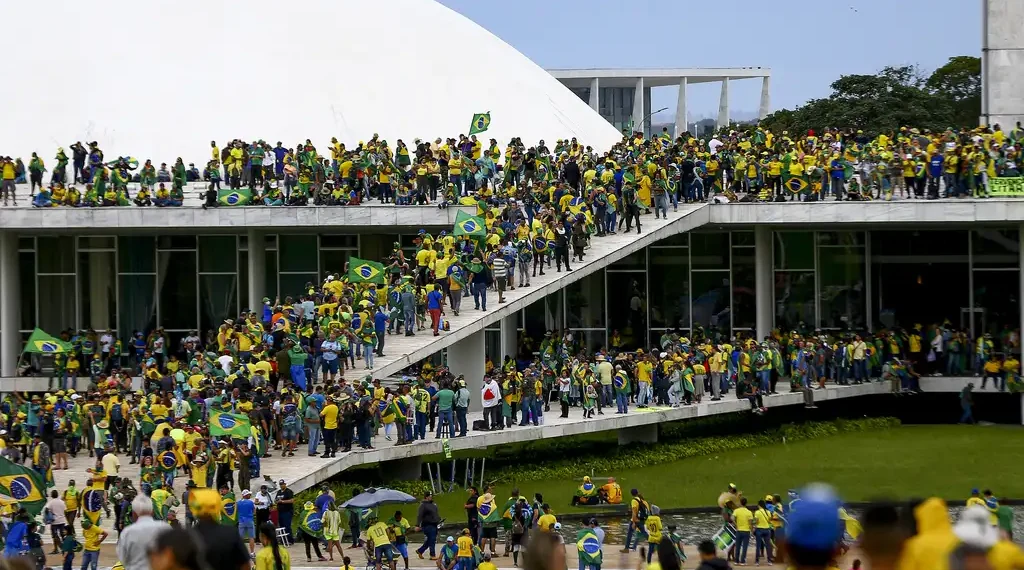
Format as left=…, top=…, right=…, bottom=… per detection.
left=110, top=403, right=124, bottom=423
left=283, top=411, right=300, bottom=431
left=636, top=498, right=650, bottom=522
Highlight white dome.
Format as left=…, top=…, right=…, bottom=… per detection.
left=1, top=0, right=621, bottom=166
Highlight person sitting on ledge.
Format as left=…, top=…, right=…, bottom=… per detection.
left=600, top=477, right=623, bottom=504
left=571, top=476, right=600, bottom=506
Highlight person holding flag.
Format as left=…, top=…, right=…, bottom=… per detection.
left=576, top=518, right=604, bottom=570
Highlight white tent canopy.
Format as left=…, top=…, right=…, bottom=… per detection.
left=1, top=0, right=621, bottom=166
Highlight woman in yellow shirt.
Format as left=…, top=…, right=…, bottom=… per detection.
left=753, top=500, right=775, bottom=564
left=255, top=521, right=291, bottom=570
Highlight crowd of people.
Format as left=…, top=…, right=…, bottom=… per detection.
left=5, top=121, right=1024, bottom=209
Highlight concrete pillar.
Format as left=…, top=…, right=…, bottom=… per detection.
left=588, top=78, right=600, bottom=112
left=248, top=230, right=266, bottom=310
left=382, top=457, right=423, bottom=480
left=631, top=77, right=645, bottom=134
left=755, top=226, right=773, bottom=341
left=617, top=423, right=657, bottom=446
left=0, top=232, right=20, bottom=378
left=674, top=78, right=688, bottom=137
left=759, top=76, right=772, bottom=120
left=718, top=78, right=730, bottom=130
left=447, top=330, right=485, bottom=412
left=499, top=314, right=517, bottom=361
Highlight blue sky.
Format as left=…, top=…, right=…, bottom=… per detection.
left=439, top=0, right=980, bottom=122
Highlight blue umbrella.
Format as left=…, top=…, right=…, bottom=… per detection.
left=341, top=488, right=417, bottom=509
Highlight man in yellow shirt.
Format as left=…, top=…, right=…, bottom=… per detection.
left=732, top=497, right=753, bottom=565
left=643, top=505, right=663, bottom=563
left=320, top=397, right=340, bottom=458
left=80, top=519, right=108, bottom=569
left=367, top=515, right=395, bottom=570
left=456, top=528, right=474, bottom=569
left=536, top=504, right=557, bottom=532
left=753, top=499, right=775, bottom=564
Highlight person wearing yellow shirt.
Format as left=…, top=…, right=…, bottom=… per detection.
left=732, top=498, right=753, bottom=565
left=753, top=500, right=775, bottom=564
left=643, top=505, right=663, bottom=563
left=367, top=515, right=395, bottom=570
left=79, top=519, right=108, bottom=568
left=536, top=504, right=557, bottom=532
left=455, top=528, right=474, bottom=568
left=320, top=396, right=340, bottom=458
left=600, top=477, right=623, bottom=504
left=448, top=155, right=463, bottom=196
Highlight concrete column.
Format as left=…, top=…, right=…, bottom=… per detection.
left=247, top=230, right=266, bottom=309
left=718, top=78, right=730, bottom=130
left=674, top=78, right=688, bottom=138
left=499, top=314, right=517, bottom=361
left=588, top=78, right=600, bottom=112
left=1, top=232, right=21, bottom=378
left=617, top=423, right=657, bottom=446
left=755, top=226, right=773, bottom=341
left=759, top=76, right=772, bottom=120
left=447, top=330, right=485, bottom=412
left=631, top=77, right=645, bottom=134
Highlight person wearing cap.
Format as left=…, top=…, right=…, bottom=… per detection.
left=237, top=489, right=257, bottom=555
left=780, top=485, right=847, bottom=570
left=276, top=479, right=295, bottom=543
left=455, top=528, right=474, bottom=570
left=437, top=536, right=458, bottom=570
left=189, top=489, right=251, bottom=570
left=643, top=504, right=663, bottom=563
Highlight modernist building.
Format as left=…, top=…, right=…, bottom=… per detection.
left=550, top=68, right=772, bottom=137
left=3, top=202, right=1023, bottom=387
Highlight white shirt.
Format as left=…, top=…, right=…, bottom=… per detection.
left=217, top=354, right=234, bottom=374
left=102, top=451, right=120, bottom=475
left=99, top=334, right=114, bottom=353
left=254, top=491, right=272, bottom=510
left=708, top=138, right=723, bottom=155
left=173, top=399, right=191, bottom=420
left=152, top=336, right=165, bottom=354
left=44, top=498, right=67, bottom=525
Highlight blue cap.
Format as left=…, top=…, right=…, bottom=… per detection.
left=971, top=488, right=980, bottom=495
left=785, top=485, right=843, bottom=551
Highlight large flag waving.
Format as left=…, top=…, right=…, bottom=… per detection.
left=22, top=328, right=70, bottom=354
left=468, top=112, right=491, bottom=136
left=476, top=494, right=502, bottom=524
left=453, top=210, right=486, bottom=239
left=82, top=488, right=104, bottom=524
left=209, top=411, right=252, bottom=439
left=348, top=257, right=386, bottom=285
left=0, top=457, right=46, bottom=515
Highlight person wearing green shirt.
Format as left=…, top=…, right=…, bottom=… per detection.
left=288, top=339, right=309, bottom=390
left=433, top=386, right=455, bottom=439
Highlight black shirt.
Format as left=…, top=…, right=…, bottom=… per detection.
left=277, top=488, right=295, bottom=514
left=195, top=520, right=249, bottom=570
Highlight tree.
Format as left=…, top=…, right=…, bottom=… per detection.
left=760, top=62, right=969, bottom=137
left=926, top=56, right=981, bottom=128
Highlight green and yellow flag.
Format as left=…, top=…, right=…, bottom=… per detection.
left=348, top=257, right=386, bottom=285
left=469, top=112, right=491, bottom=136
left=453, top=210, right=486, bottom=239
left=576, top=529, right=603, bottom=565
left=208, top=411, right=251, bottom=439
left=22, top=328, right=70, bottom=355
left=0, top=457, right=46, bottom=515
left=217, top=187, right=253, bottom=206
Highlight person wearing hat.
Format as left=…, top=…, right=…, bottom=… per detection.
left=438, top=536, right=458, bottom=570
left=188, top=488, right=251, bottom=570
left=237, top=489, right=257, bottom=555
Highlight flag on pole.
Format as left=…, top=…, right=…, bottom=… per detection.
left=453, top=210, right=486, bottom=239
left=469, top=113, right=491, bottom=136
left=22, top=328, right=70, bottom=354
left=0, top=457, right=46, bottom=515
left=348, top=257, right=386, bottom=285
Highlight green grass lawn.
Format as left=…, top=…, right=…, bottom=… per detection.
left=429, top=425, right=1024, bottom=519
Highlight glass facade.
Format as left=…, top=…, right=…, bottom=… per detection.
left=5, top=228, right=1022, bottom=353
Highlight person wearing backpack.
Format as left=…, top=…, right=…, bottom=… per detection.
left=622, top=488, right=650, bottom=552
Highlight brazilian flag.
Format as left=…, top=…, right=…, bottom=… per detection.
left=476, top=495, right=502, bottom=524
left=300, top=505, right=324, bottom=538
left=468, top=112, right=491, bottom=136
left=532, top=236, right=548, bottom=254
left=783, top=173, right=809, bottom=195
left=0, top=457, right=46, bottom=515
left=217, top=187, right=252, bottom=206
left=576, top=529, right=603, bottom=565
left=22, top=328, right=70, bottom=355
left=348, top=257, right=386, bottom=285
left=157, top=450, right=178, bottom=472
left=449, top=265, right=467, bottom=289
left=82, top=488, right=104, bottom=524
left=209, top=411, right=251, bottom=439
left=454, top=210, right=486, bottom=239
left=221, top=492, right=237, bottom=525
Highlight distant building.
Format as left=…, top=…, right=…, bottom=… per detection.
left=549, top=68, right=771, bottom=137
